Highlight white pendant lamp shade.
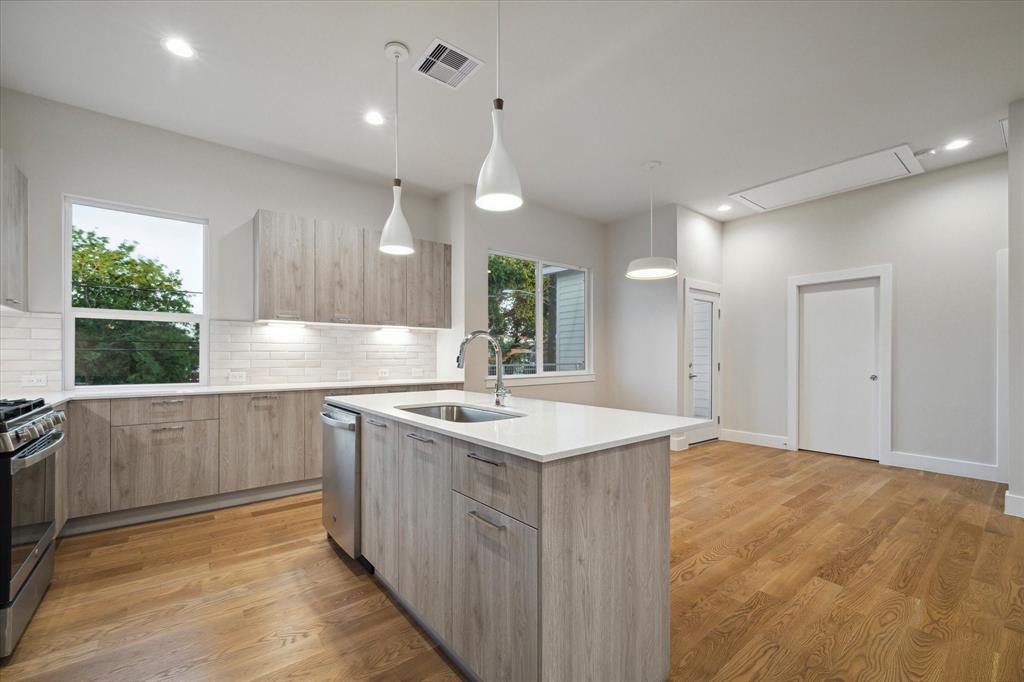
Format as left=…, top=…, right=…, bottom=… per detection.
left=476, top=1, right=522, bottom=211
left=626, top=160, right=678, bottom=280
left=380, top=180, right=414, bottom=255
left=379, top=42, right=415, bottom=255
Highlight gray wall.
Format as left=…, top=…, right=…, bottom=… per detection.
left=721, top=154, right=1008, bottom=469
left=1008, top=99, right=1024, bottom=507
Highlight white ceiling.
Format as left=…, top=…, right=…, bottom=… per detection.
left=1, top=0, right=1021, bottom=223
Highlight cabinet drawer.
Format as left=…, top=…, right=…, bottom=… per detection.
left=111, top=420, right=219, bottom=511
left=110, top=395, right=219, bottom=426
left=452, top=439, right=539, bottom=528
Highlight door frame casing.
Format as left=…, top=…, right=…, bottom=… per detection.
left=786, top=265, right=893, bottom=464
left=682, top=278, right=721, bottom=443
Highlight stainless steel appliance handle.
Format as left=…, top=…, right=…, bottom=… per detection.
left=406, top=433, right=435, bottom=444
left=10, top=430, right=65, bottom=474
left=468, top=510, right=506, bottom=531
left=320, top=412, right=356, bottom=431
left=467, top=452, right=505, bottom=467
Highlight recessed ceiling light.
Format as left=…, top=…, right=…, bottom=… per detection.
left=944, top=138, right=970, bottom=151
left=717, top=204, right=732, bottom=212
left=364, top=110, right=385, bottom=126
left=162, top=37, right=195, bottom=59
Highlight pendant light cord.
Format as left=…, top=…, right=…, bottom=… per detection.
left=649, top=168, right=654, bottom=257
left=394, top=55, right=400, bottom=179
left=496, top=0, right=501, bottom=99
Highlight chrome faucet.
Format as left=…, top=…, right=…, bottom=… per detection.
left=457, top=330, right=510, bottom=406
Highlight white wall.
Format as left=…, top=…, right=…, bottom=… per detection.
left=721, top=155, right=1009, bottom=476
left=0, top=88, right=441, bottom=318
left=1007, top=99, right=1024, bottom=513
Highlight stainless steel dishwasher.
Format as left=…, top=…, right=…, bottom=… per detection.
left=320, top=404, right=360, bottom=558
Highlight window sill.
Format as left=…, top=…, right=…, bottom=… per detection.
left=485, top=373, right=596, bottom=387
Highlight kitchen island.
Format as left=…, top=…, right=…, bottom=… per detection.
left=324, top=389, right=708, bottom=682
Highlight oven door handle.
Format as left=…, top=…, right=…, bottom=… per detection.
left=10, top=430, right=65, bottom=474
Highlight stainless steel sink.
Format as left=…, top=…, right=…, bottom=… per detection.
left=397, top=403, right=521, bottom=423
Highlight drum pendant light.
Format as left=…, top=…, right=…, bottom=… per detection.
left=475, top=0, right=523, bottom=211
left=626, top=161, right=678, bottom=280
left=379, top=41, right=415, bottom=255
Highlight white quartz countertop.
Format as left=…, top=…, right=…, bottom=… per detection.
left=11, top=378, right=461, bottom=408
left=325, top=390, right=709, bottom=462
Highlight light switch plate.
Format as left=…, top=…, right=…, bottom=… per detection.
left=20, top=374, right=46, bottom=387
left=336, top=370, right=352, bottom=381
left=378, top=368, right=390, bottom=378
left=227, top=371, right=247, bottom=383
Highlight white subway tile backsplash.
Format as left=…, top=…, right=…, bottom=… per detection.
left=1, top=309, right=63, bottom=394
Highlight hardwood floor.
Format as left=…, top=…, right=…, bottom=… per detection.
left=3, top=440, right=1023, bottom=681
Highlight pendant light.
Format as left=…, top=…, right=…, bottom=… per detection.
left=626, top=161, right=678, bottom=280
left=475, top=0, right=523, bottom=211
left=379, top=41, right=415, bottom=255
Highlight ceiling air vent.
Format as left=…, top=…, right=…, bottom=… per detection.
left=729, top=145, right=924, bottom=212
left=415, top=38, right=482, bottom=90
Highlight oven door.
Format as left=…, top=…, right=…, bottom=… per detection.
left=7, top=430, right=62, bottom=601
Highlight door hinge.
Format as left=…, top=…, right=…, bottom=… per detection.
left=717, top=362, right=721, bottom=371
left=717, top=416, right=720, bottom=424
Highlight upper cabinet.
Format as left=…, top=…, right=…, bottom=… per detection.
left=363, top=230, right=408, bottom=326
left=253, top=208, right=315, bottom=321
left=314, top=220, right=364, bottom=324
left=1, top=149, right=28, bottom=311
left=407, top=239, right=452, bottom=329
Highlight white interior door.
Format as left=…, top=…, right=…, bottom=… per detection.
left=798, top=279, right=879, bottom=459
left=685, top=289, right=720, bottom=444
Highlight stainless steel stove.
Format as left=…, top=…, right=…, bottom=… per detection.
left=0, top=398, right=65, bottom=658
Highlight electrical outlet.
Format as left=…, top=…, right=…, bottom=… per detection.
left=20, top=374, right=46, bottom=387
left=336, top=370, right=352, bottom=381
left=227, top=371, right=247, bottom=383
left=378, top=368, right=390, bottom=378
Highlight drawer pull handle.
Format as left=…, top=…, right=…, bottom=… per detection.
left=406, top=433, right=434, bottom=444
left=333, top=315, right=352, bottom=323
left=275, top=313, right=300, bottom=319
left=152, top=425, right=185, bottom=432
left=468, top=510, right=506, bottom=531
left=151, top=399, right=185, bottom=405
left=366, top=419, right=388, bottom=428
left=251, top=395, right=279, bottom=400
left=467, top=452, right=505, bottom=467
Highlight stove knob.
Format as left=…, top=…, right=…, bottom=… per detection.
left=52, top=410, right=66, bottom=425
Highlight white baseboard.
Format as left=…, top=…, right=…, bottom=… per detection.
left=888, top=450, right=1005, bottom=483
left=720, top=429, right=788, bottom=449
left=1005, top=492, right=1024, bottom=518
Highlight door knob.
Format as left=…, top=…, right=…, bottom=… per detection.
left=869, top=374, right=878, bottom=381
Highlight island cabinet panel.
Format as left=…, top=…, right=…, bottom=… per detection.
left=65, top=399, right=111, bottom=518
left=218, top=392, right=305, bottom=493
left=254, top=208, right=315, bottom=321
left=362, top=231, right=407, bottom=326
left=451, top=491, right=539, bottom=682
left=110, top=395, right=218, bottom=426
left=452, top=439, right=540, bottom=528
left=406, top=239, right=451, bottom=329
left=1, top=150, right=28, bottom=311
left=314, top=220, right=363, bottom=324
left=111, top=420, right=219, bottom=511
left=538, top=438, right=670, bottom=682
left=361, top=415, right=401, bottom=587
left=397, top=424, right=453, bottom=640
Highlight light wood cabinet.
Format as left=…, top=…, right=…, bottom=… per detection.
left=361, top=415, right=400, bottom=587
left=110, top=395, right=218, bottom=426
left=218, top=392, right=305, bottom=493
left=362, top=231, right=408, bottom=326
left=314, top=220, right=363, bottom=324
left=398, top=424, right=453, bottom=640
left=452, top=439, right=539, bottom=528
left=65, top=400, right=111, bottom=518
left=111, top=420, right=219, bottom=511
left=254, top=208, right=315, bottom=321
left=406, top=239, right=451, bottom=328
left=451, top=491, right=539, bottom=682
left=1, top=149, right=28, bottom=311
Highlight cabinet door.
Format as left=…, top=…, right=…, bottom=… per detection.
left=65, top=400, right=111, bottom=518
left=314, top=220, right=363, bottom=324
left=254, top=209, right=315, bottom=321
left=406, top=239, right=451, bottom=329
left=361, top=415, right=400, bottom=586
left=218, top=392, right=305, bottom=493
left=111, top=420, right=219, bottom=510
left=398, top=424, right=453, bottom=640
left=362, top=231, right=408, bottom=326
left=1, top=150, right=28, bottom=310
left=452, top=492, right=538, bottom=682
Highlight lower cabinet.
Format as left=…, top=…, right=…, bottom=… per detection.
left=398, top=424, right=452, bottom=640
left=65, top=399, right=112, bottom=518
left=218, top=392, right=305, bottom=493
left=451, top=492, right=539, bottom=682
left=110, top=420, right=219, bottom=511
left=361, top=415, right=400, bottom=587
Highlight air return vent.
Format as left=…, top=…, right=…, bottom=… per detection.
left=729, top=145, right=924, bottom=212
left=415, top=38, right=482, bottom=90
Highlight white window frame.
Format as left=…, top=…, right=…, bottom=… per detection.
left=62, top=194, right=210, bottom=389
left=486, top=249, right=594, bottom=386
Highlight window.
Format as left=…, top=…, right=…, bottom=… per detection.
left=487, top=252, right=589, bottom=378
left=65, top=198, right=207, bottom=387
